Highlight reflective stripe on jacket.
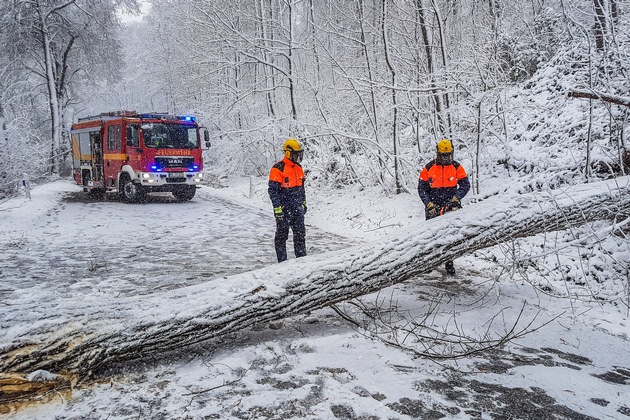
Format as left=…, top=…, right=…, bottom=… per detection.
left=418, top=160, right=470, bottom=207
left=268, top=157, right=306, bottom=209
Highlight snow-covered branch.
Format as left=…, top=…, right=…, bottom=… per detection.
left=568, top=90, right=630, bottom=108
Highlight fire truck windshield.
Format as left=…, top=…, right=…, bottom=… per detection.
left=141, top=123, right=199, bottom=149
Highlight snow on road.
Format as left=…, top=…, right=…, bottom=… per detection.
left=1, top=179, right=629, bottom=419
left=0, top=180, right=355, bottom=302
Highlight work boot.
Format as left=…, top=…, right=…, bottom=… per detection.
left=445, top=261, right=456, bottom=275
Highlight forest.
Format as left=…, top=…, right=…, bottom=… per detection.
left=0, top=0, right=627, bottom=196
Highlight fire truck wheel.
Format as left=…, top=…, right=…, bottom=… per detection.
left=173, top=186, right=196, bottom=201
left=120, top=175, right=146, bottom=203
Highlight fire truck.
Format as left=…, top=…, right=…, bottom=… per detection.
left=71, top=111, right=209, bottom=202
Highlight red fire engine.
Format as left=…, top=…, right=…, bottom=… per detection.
left=71, top=111, right=209, bottom=202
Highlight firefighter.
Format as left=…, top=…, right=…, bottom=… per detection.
left=268, top=138, right=307, bottom=262
left=418, top=139, right=470, bottom=275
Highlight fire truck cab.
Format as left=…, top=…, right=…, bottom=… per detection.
left=71, top=111, right=209, bottom=202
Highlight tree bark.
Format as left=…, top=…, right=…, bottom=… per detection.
left=1, top=178, right=629, bottom=377
left=34, top=0, right=80, bottom=175
left=38, top=5, right=62, bottom=175
left=287, top=0, right=298, bottom=120
left=416, top=0, right=444, bottom=134
left=593, top=0, right=606, bottom=50
left=568, top=90, right=630, bottom=108
left=430, top=0, right=453, bottom=135
left=358, top=0, right=385, bottom=184
left=610, top=0, right=618, bottom=26
left=381, top=0, right=402, bottom=194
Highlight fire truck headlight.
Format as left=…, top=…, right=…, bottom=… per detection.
left=142, top=173, right=151, bottom=179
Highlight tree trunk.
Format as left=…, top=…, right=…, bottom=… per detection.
left=475, top=99, right=482, bottom=194
left=593, top=0, right=606, bottom=50
left=381, top=0, right=402, bottom=194
left=358, top=0, right=385, bottom=184
left=1, top=178, right=629, bottom=377
left=568, top=90, right=630, bottom=108
left=0, top=96, right=7, bottom=143
left=39, top=8, right=62, bottom=175
left=416, top=0, right=446, bottom=135
left=610, top=0, right=618, bottom=27
left=36, top=1, right=79, bottom=175
left=430, top=0, right=453, bottom=135
left=259, top=0, right=277, bottom=118
left=287, top=0, right=298, bottom=120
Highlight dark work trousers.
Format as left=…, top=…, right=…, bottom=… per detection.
left=426, top=203, right=461, bottom=272
left=274, top=206, right=306, bottom=262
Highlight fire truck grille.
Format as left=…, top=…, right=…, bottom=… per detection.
left=165, top=177, right=187, bottom=183
left=155, top=157, right=194, bottom=168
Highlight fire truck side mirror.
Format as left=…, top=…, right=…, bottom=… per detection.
left=202, top=128, right=211, bottom=149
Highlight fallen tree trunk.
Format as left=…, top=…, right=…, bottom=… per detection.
left=568, top=89, right=630, bottom=107
left=1, top=177, right=629, bottom=377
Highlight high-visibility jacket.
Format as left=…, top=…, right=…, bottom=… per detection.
left=268, top=157, right=306, bottom=209
left=418, top=160, right=470, bottom=207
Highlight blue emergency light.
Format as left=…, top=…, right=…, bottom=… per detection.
left=137, top=113, right=196, bottom=122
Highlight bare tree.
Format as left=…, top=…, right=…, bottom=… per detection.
left=92, top=0, right=627, bottom=196
left=4, top=0, right=138, bottom=174
left=593, top=0, right=606, bottom=50
left=415, top=0, right=447, bottom=136
left=381, top=0, right=403, bottom=194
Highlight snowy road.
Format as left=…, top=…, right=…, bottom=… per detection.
left=0, top=180, right=355, bottom=303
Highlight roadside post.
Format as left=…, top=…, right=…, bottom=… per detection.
left=20, top=173, right=31, bottom=200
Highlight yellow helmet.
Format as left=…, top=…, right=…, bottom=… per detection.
left=436, top=139, right=453, bottom=154
left=282, top=138, right=303, bottom=162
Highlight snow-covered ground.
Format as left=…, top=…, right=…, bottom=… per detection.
left=1, top=178, right=629, bottom=419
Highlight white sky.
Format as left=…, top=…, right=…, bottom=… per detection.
left=118, top=1, right=152, bottom=24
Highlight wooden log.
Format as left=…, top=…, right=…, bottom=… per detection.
left=1, top=177, right=629, bottom=377
left=568, top=90, right=630, bottom=108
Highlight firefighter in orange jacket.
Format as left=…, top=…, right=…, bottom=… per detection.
left=268, top=138, right=307, bottom=262
left=418, top=139, right=470, bottom=275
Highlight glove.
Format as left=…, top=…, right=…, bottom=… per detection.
left=273, top=206, right=284, bottom=220
left=449, top=196, right=461, bottom=209
left=302, top=200, right=308, bottom=215
left=426, top=202, right=438, bottom=218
